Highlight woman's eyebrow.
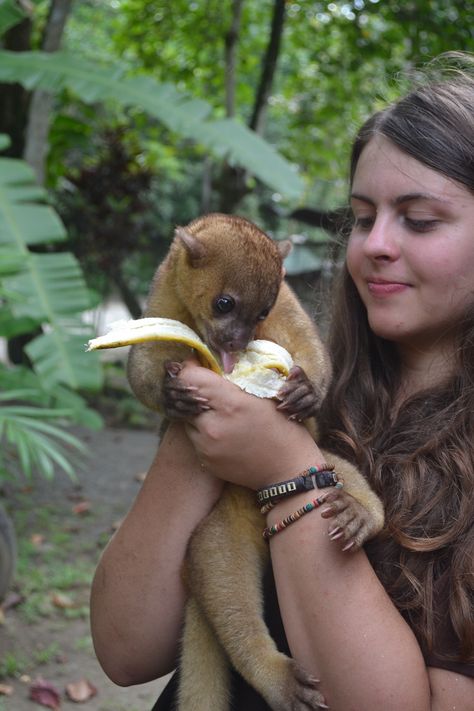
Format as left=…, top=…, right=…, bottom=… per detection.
left=350, top=192, right=450, bottom=206
left=350, top=192, right=374, bottom=205
left=393, top=192, right=450, bottom=206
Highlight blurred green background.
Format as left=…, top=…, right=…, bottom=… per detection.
left=1, top=0, right=472, bottom=483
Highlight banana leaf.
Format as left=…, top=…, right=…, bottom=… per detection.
left=0, top=156, right=102, bottom=390
left=0, top=50, right=304, bottom=199
left=0, top=0, right=27, bottom=35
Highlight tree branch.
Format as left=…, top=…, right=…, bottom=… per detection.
left=248, top=0, right=286, bottom=134
left=224, top=0, right=244, bottom=118
left=23, top=0, right=74, bottom=183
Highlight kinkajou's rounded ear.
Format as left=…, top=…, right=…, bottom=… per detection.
left=276, top=239, right=292, bottom=260
left=175, top=227, right=207, bottom=267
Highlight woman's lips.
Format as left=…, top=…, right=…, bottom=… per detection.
left=366, top=280, right=410, bottom=296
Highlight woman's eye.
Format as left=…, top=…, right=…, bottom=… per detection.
left=404, top=217, right=439, bottom=233
left=214, top=295, right=235, bottom=314
left=353, top=216, right=374, bottom=230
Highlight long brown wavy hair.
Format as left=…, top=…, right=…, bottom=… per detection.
left=319, top=55, right=474, bottom=662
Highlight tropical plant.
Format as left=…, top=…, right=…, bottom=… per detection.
left=0, top=142, right=102, bottom=482
left=0, top=48, right=304, bottom=201
left=0, top=0, right=27, bottom=35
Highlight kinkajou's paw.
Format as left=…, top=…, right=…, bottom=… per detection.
left=162, top=361, right=210, bottom=419
left=259, top=653, right=328, bottom=710
left=276, top=365, right=320, bottom=421
left=320, top=489, right=381, bottom=551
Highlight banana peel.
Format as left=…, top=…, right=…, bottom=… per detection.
left=86, top=317, right=293, bottom=399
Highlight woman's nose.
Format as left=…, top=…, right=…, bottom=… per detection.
left=362, top=215, right=400, bottom=261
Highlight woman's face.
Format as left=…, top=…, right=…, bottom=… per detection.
left=346, top=136, right=474, bottom=354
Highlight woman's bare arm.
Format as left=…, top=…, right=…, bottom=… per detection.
left=181, top=361, right=474, bottom=711
left=90, top=423, right=222, bottom=686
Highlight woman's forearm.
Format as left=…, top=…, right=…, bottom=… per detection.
left=90, top=423, right=223, bottom=686
left=268, top=492, right=431, bottom=711
left=183, top=371, right=430, bottom=708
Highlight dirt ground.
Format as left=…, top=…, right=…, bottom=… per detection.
left=0, top=424, right=173, bottom=711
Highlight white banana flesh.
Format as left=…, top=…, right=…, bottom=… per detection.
left=86, top=317, right=293, bottom=399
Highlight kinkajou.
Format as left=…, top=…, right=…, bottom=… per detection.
left=127, top=212, right=384, bottom=710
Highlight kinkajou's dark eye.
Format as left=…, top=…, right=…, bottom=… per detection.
left=257, top=308, right=270, bottom=321
left=214, top=295, right=235, bottom=314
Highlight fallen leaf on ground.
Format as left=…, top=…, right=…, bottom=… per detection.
left=65, top=678, right=98, bottom=703
left=72, top=501, right=92, bottom=515
left=0, top=683, right=13, bottom=695
left=31, top=533, right=46, bottom=547
left=29, top=677, right=61, bottom=709
left=51, top=592, right=75, bottom=609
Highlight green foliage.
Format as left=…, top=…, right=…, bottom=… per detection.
left=54, top=125, right=164, bottom=303
left=112, top=0, right=274, bottom=110
left=112, top=0, right=473, bottom=190
left=14, top=501, right=95, bottom=624
left=0, top=148, right=103, bottom=483
left=0, top=49, right=304, bottom=199
left=0, top=369, right=99, bottom=481
left=276, top=0, right=474, bottom=182
left=0, top=0, right=27, bottom=35
left=0, top=155, right=102, bottom=390
left=0, top=651, right=27, bottom=678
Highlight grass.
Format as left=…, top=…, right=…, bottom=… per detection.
left=74, top=635, right=94, bottom=653
left=16, top=559, right=94, bottom=625
left=0, top=644, right=64, bottom=681
left=0, top=485, right=99, bottom=686
left=32, top=642, right=61, bottom=666
left=0, top=652, right=28, bottom=679
left=4, top=485, right=98, bottom=627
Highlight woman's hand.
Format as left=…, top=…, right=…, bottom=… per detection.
left=179, top=359, right=324, bottom=490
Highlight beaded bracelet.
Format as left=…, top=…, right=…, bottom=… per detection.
left=263, top=494, right=328, bottom=540
left=256, top=463, right=338, bottom=506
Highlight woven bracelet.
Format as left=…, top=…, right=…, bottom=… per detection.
left=263, top=494, right=328, bottom=540
left=256, top=464, right=339, bottom=506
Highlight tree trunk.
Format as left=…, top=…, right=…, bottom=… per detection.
left=248, top=0, right=285, bottom=135
left=23, top=0, right=74, bottom=184
left=217, top=0, right=287, bottom=214
left=224, top=0, right=244, bottom=118
left=0, top=16, right=33, bottom=158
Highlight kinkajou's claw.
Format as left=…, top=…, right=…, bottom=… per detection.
left=165, top=360, right=183, bottom=377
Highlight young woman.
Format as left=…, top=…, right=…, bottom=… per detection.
left=90, top=57, right=474, bottom=710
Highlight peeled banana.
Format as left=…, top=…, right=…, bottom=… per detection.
left=86, top=317, right=293, bottom=399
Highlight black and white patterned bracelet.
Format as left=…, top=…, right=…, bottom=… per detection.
left=256, top=464, right=341, bottom=506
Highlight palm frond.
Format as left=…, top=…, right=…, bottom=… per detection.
left=0, top=50, right=304, bottom=199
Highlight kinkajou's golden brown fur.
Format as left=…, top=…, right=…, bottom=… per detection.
left=127, top=213, right=384, bottom=711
